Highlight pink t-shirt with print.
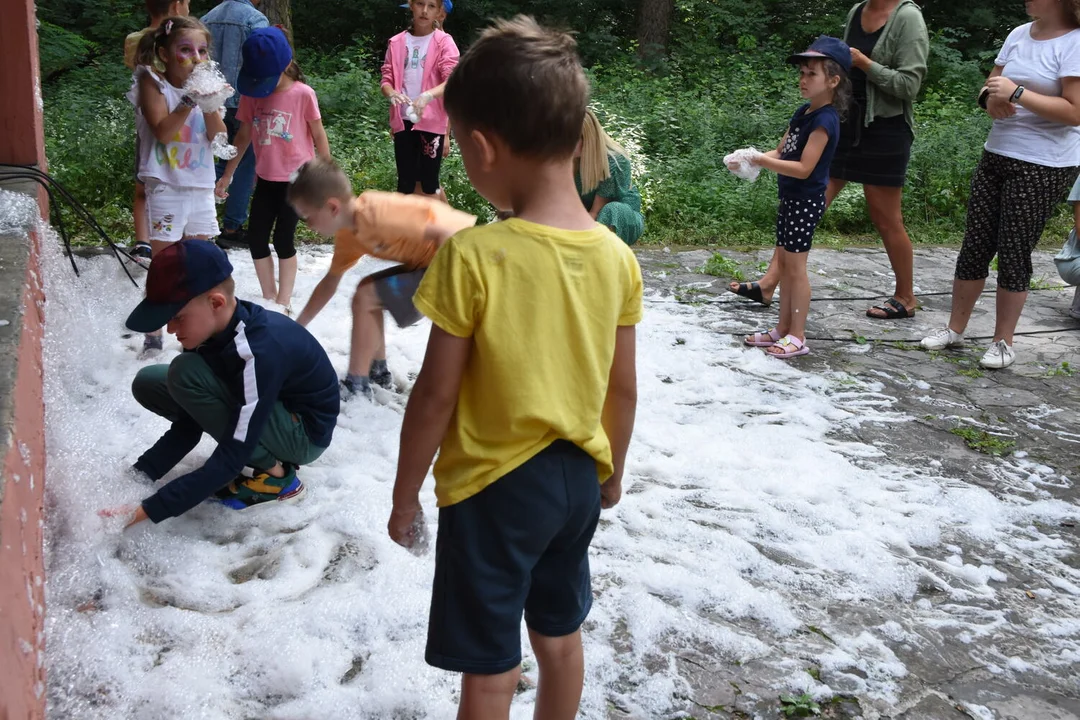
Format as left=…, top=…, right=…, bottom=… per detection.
left=238, top=81, right=321, bottom=182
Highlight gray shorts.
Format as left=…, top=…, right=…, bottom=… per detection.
left=369, top=265, right=426, bottom=327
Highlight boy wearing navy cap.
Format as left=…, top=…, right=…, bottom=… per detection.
left=105, top=239, right=340, bottom=526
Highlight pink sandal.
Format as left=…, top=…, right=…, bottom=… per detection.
left=765, top=335, right=810, bottom=358
left=744, top=328, right=781, bottom=347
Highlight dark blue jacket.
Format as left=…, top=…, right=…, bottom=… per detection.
left=136, top=301, right=339, bottom=522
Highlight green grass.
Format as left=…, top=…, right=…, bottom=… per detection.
left=1046, top=362, right=1075, bottom=377
left=950, top=424, right=1015, bottom=456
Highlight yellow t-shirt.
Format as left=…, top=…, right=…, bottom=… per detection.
left=329, top=191, right=477, bottom=275
left=125, top=28, right=167, bottom=72
left=413, top=218, right=644, bottom=507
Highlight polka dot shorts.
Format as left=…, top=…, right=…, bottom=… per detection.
left=956, top=151, right=1079, bottom=292
left=775, top=194, right=827, bottom=253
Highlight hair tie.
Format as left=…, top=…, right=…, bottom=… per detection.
left=164, top=19, right=174, bottom=35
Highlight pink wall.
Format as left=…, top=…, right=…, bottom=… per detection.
left=0, top=0, right=49, bottom=717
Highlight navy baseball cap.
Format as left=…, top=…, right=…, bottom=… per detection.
left=126, top=240, right=234, bottom=333
left=788, top=35, right=852, bottom=75
left=237, top=27, right=293, bottom=98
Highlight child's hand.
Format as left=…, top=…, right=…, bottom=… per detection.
left=215, top=175, right=232, bottom=200
left=388, top=91, right=410, bottom=106
left=98, top=504, right=149, bottom=527
left=600, top=477, right=623, bottom=509
left=388, top=502, right=427, bottom=552
left=412, top=92, right=433, bottom=118
left=725, top=160, right=741, bottom=172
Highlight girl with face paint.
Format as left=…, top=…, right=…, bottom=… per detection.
left=128, top=16, right=229, bottom=357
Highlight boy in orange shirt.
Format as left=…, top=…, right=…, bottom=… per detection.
left=124, top=0, right=191, bottom=262
left=288, top=156, right=476, bottom=399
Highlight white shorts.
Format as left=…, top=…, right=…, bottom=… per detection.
left=145, top=180, right=220, bottom=242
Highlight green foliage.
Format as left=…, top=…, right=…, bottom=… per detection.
left=39, top=22, right=98, bottom=78
left=39, top=0, right=1039, bottom=246
left=950, top=425, right=1015, bottom=456
left=699, top=252, right=740, bottom=279
left=780, top=692, right=821, bottom=717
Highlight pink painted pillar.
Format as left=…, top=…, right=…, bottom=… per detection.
left=0, top=0, right=49, bottom=717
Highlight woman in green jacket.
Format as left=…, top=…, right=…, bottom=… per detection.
left=576, top=109, right=645, bottom=245
left=730, top=0, right=928, bottom=318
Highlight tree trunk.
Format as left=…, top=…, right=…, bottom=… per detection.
left=260, top=0, right=292, bottom=38
left=636, top=0, right=674, bottom=59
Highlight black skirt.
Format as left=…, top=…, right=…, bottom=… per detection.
left=829, top=104, right=913, bottom=188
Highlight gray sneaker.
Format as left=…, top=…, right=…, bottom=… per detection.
left=979, top=340, right=1016, bottom=369
left=921, top=326, right=965, bottom=350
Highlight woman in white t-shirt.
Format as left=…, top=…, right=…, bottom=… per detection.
left=922, top=0, right=1080, bottom=370
left=380, top=0, right=460, bottom=200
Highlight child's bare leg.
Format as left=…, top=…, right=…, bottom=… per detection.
left=458, top=668, right=519, bottom=720
left=254, top=257, right=277, bottom=301
left=276, top=255, right=297, bottom=307
left=374, top=306, right=387, bottom=362
left=775, top=252, right=792, bottom=338
left=529, top=629, right=585, bottom=720
left=134, top=183, right=149, bottom=244
left=781, top=249, right=811, bottom=341
left=144, top=239, right=178, bottom=339
left=349, top=281, right=385, bottom=377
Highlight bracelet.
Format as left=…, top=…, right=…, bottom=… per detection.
left=977, top=87, right=990, bottom=110
left=180, top=95, right=197, bottom=109
left=1010, top=85, right=1025, bottom=103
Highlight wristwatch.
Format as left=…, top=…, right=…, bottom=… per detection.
left=1010, top=85, right=1025, bottom=103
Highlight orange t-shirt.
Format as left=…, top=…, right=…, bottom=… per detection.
left=329, top=191, right=477, bottom=275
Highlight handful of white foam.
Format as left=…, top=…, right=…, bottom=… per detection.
left=724, top=147, right=763, bottom=182
left=211, top=131, right=237, bottom=161
left=183, top=61, right=233, bottom=115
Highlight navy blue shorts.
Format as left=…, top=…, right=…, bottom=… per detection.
left=775, top=194, right=826, bottom=254
left=425, top=440, right=602, bottom=675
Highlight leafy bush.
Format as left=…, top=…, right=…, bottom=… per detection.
left=43, top=33, right=1071, bottom=248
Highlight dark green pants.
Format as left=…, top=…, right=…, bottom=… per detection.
left=132, top=353, right=325, bottom=470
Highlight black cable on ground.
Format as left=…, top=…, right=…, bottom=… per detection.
left=0, top=163, right=140, bottom=288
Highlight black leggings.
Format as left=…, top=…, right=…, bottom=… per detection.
left=248, top=178, right=299, bottom=260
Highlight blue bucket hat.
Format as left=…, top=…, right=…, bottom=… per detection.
left=787, top=35, right=852, bottom=75
left=237, top=27, right=293, bottom=99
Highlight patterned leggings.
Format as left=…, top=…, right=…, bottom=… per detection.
left=955, top=151, right=1079, bottom=292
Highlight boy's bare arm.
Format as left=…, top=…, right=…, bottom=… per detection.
left=600, top=325, right=637, bottom=509
left=295, top=271, right=344, bottom=327
left=388, top=326, right=471, bottom=546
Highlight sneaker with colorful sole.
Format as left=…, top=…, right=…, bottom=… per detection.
left=214, top=466, right=306, bottom=510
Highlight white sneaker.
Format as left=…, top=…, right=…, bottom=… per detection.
left=979, top=340, right=1016, bottom=369
left=921, top=327, right=965, bottom=350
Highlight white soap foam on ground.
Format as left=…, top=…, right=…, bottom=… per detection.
left=41, top=238, right=1080, bottom=718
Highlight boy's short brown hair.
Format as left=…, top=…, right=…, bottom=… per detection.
left=146, top=0, right=176, bottom=17
left=443, top=15, right=588, bottom=160
left=287, top=156, right=354, bottom=208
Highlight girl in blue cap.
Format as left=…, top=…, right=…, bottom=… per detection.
left=733, top=36, right=851, bottom=358
left=216, top=27, right=330, bottom=315
left=381, top=0, right=460, bottom=201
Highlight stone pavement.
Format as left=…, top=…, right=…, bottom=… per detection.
left=630, top=246, right=1080, bottom=720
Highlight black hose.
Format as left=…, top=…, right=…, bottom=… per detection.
left=0, top=163, right=140, bottom=287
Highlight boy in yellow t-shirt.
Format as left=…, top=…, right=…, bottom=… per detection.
left=287, top=156, right=477, bottom=399
left=124, top=0, right=190, bottom=262
left=387, top=16, right=642, bottom=720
